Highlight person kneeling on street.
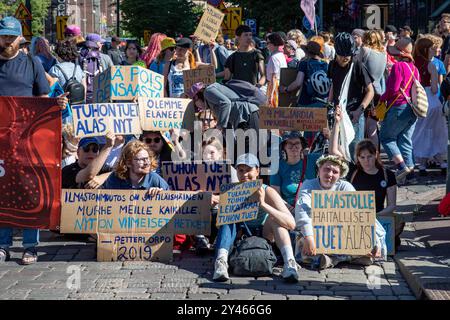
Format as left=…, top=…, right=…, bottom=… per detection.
left=213, top=154, right=299, bottom=283
left=295, top=155, right=387, bottom=269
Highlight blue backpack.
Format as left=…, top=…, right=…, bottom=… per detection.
left=79, top=47, right=102, bottom=103
left=304, top=59, right=329, bottom=98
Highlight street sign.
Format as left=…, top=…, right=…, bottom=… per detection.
left=20, top=20, right=32, bottom=39
left=14, top=2, right=32, bottom=20
left=245, top=19, right=257, bottom=36
left=143, top=30, right=152, bottom=45
left=56, top=16, right=69, bottom=41
left=221, top=6, right=242, bottom=39
left=302, top=15, right=321, bottom=31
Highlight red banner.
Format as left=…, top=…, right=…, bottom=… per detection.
left=0, top=97, right=61, bottom=230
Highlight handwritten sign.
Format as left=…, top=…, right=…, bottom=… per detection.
left=378, top=215, right=395, bottom=256
left=217, top=180, right=262, bottom=226
left=162, top=161, right=231, bottom=193
left=311, top=191, right=376, bottom=256
left=71, top=103, right=142, bottom=138
left=194, top=4, right=225, bottom=43
left=259, top=106, right=328, bottom=132
left=97, top=231, right=173, bottom=262
left=94, top=66, right=164, bottom=103
left=138, top=97, right=191, bottom=131
left=60, top=189, right=212, bottom=235
left=183, top=65, right=216, bottom=92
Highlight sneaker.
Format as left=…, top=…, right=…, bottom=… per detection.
left=318, top=254, right=334, bottom=270
left=281, top=259, right=299, bottom=283
left=395, top=167, right=411, bottom=184
left=213, top=258, right=229, bottom=282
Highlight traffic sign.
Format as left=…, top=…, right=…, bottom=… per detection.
left=14, top=2, right=32, bottom=20
left=56, top=16, right=69, bottom=41
left=245, top=19, right=257, bottom=36
left=143, top=30, right=152, bottom=45
left=221, top=7, right=242, bottom=38
left=20, top=20, right=32, bottom=39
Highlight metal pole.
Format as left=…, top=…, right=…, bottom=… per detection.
left=116, top=0, right=120, bottom=36
left=319, top=0, right=323, bottom=29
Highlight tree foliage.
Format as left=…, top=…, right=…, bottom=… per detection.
left=121, top=0, right=201, bottom=39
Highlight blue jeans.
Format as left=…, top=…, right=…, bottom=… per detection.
left=349, top=112, right=365, bottom=162
left=0, top=228, right=39, bottom=250
left=379, top=104, right=417, bottom=168
left=215, top=223, right=262, bottom=258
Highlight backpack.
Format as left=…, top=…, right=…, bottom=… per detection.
left=79, top=47, right=102, bottom=103
left=224, top=79, right=268, bottom=106
left=54, top=62, right=85, bottom=105
left=229, top=234, right=277, bottom=277
left=304, top=59, right=329, bottom=98
left=401, top=62, right=428, bottom=118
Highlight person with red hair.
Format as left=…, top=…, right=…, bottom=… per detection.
left=141, top=33, right=167, bottom=68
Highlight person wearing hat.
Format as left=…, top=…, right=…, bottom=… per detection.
left=379, top=37, right=420, bottom=183
left=280, top=38, right=329, bottom=109
left=328, top=32, right=374, bottom=162
left=163, top=37, right=216, bottom=98
left=213, top=153, right=299, bottom=282
left=270, top=131, right=313, bottom=211
left=84, top=33, right=114, bottom=69
left=284, top=39, right=300, bottom=68
left=294, top=154, right=387, bottom=269
left=149, top=37, right=176, bottom=75
left=399, top=26, right=413, bottom=40
left=384, top=25, right=399, bottom=75
left=107, top=35, right=124, bottom=65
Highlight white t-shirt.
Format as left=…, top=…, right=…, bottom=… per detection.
left=266, top=51, right=287, bottom=81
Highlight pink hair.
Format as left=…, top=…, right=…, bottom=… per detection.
left=141, top=33, right=167, bottom=67
left=34, top=37, right=53, bottom=60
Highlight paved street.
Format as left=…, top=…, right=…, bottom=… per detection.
left=0, top=170, right=447, bottom=300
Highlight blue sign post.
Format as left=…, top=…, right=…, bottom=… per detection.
left=245, top=19, right=257, bottom=36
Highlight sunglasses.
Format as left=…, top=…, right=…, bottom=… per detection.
left=144, top=137, right=161, bottom=144
left=82, top=145, right=99, bottom=153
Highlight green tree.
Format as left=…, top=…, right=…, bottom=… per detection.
left=121, top=0, right=200, bottom=39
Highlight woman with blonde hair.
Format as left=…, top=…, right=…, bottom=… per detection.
left=102, top=140, right=169, bottom=191
left=287, top=29, right=307, bottom=61
left=412, top=37, right=447, bottom=176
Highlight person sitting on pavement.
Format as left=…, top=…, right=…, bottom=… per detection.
left=213, top=153, right=299, bottom=283
left=294, top=154, right=387, bottom=269
left=62, top=132, right=116, bottom=189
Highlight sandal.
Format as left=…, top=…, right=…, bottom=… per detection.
left=0, top=248, right=10, bottom=263
left=21, top=247, right=38, bottom=265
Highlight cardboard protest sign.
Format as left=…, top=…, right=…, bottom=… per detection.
left=194, top=4, right=225, bottom=43
left=0, top=97, right=61, bottom=230
left=217, top=180, right=262, bottom=226
left=94, top=66, right=164, bottom=103
left=138, top=97, right=191, bottom=131
left=259, top=106, right=328, bottom=132
left=60, top=189, right=212, bottom=235
left=378, top=215, right=396, bottom=256
left=279, top=68, right=301, bottom=108
left=162, top=161, right=232, bottom=193
left=71, top=103, right=142, bottom=138
left=311, top=191, right=376, bottom=256
left=97, top=231, right=173, bottom=262
left=183, top=65, right=216, bottom=92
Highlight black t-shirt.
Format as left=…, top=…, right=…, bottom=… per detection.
left=225, top=50, right=265, bottom=85
left=442, top=35, right=450, bottom=60
left=348, top=164, right=396, bottom=213
left=0, top=52, right=50, bottom=97
left=62, top=161, right=110, bottom=189
left=328, top=58, right=374, bottom=111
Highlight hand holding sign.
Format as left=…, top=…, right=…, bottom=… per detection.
left=105, top=131, right=116, bottom=148
left=57, top=92, right=69, bottom=110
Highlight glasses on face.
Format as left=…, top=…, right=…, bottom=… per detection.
left=82, top=145, right=99, bottom=153
left=133, top=157, right=150, bottom=164
left=286, top=142, right=301, bottom=149
left=144, top=137, right=161, bottom=144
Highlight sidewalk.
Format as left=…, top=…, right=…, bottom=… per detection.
left=394, top=169, right=450, bottom=300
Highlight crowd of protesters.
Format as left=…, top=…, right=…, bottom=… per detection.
left=2, top=12, right=450, bottom=285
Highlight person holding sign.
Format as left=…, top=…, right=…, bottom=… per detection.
left=120, top=40, right=144, bottom=66
left=294, top=155, right=386, bottom=269
left=102, top=140, right=169, bottom=191
left=213, top=154, right=299, bottom=283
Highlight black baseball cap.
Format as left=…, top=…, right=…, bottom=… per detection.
left=176, top=37, right=193, bottom=49
left=385, top=25, right=398, bottom=34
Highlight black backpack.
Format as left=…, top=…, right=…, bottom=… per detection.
left=55, top=61, right=85, bottom=105
left=229, top=235, right=277, bottom=277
